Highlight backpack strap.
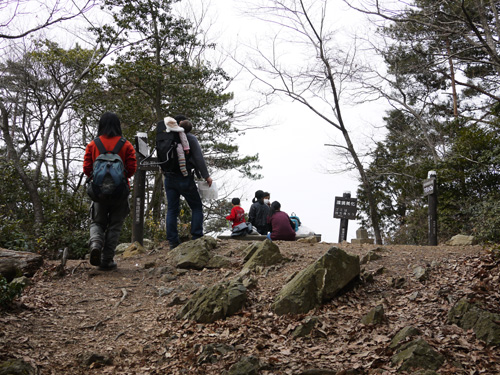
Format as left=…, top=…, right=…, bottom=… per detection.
left=112, top=137, right=126, bottom=154
left=94, top=137, right=107, bottom=155
left=94, top=136, right=126, bottom=155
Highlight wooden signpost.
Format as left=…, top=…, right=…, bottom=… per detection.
left=423, top=171, right=438, bottom=246
left=333, top=192, right=357, bottom=243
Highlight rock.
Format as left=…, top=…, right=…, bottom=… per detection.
left=227, top=356, right=260, bottom=375
left=241, top=239, right=283, bottom=271
left=389, top=277, right=406, bottom=289
left=80, top=353, right=112, bottom=368
left=114, top=243, right=130, bottom=255
left=391, top=338, right=444, bottom=372
left=272, top=247, right=360, bottom=316
left=171, top=237, right=217, bottom=270
left=176, top=279, right=247, bottom=323
left=158, top=287, right=175, bottom=297
left=408, top=291, right=419, bottom=301
left=361, top=270, right=374, bottom=283
left=242, top=277, right=258, bottom=289
left=446, top=234, right=475, bottom=246
left=390, top=326, right=421, bottom=349
left=448, top=298, right=500, bottom=345
left=0, top=248, right=43, bottom=282
left=10, top=276, right=31, bottom=288
left=413, top=266, right=429, bottom=281
left=291, top=316, right=320, bottom=338
left=167, top=295, right=187, bottom=307
left=0, top=358, right=35, bottom=375
left=360, top=250, right=382, bottom=265
left=361, top=305, right=385, bottom=325
left=296, top=236, right=318, bottom=244
left=351, top=227, right=375, bottom=245
left=121, top=242, right=146, bottom=258
left=197, top=343, right=235, bottom=364
left=206, top=254, right=233, bottom=269
left=299, top=369, right=337, bottom=375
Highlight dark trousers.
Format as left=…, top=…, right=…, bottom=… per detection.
left=164, top=174, right=204, bottom=246
left=89, top=198, right=130, bottom=261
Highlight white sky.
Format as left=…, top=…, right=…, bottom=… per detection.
left=206, top=0, right=388, bottom=242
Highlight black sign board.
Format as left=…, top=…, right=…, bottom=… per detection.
left=423, top=178, right=435, bottom=196
left=333, top=196, right=357, bottom=219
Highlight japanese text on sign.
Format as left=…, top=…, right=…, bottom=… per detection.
left=333, top=197, right=358, bottom=219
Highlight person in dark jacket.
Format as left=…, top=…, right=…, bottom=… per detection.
left=83, top=112, right=137, bottom=270
left=248, top=190, right=270, bottom=235
left=163, top=115, right=213, bottom=249
left=267, top=201, right=296, bottom=241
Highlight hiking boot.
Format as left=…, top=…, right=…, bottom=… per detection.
left=99, top=260, right=117, bottom=271
left=89, top=244, right=102, bottom=267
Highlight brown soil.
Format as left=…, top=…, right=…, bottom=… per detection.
left=1, top=240, right=499, bottom=374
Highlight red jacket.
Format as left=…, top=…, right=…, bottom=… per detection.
left=226, top=206, right=246, bottom=228
left=83, top=135, right=137, bottom=185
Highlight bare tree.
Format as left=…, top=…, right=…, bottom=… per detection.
left=0, top=0, right=97, bottom=40
left=0, top=40, right=112, bottom=229
left=236, top=0, right=383, bottom=243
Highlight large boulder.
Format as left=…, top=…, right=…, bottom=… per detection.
left=448, top=298, right=500, bottom=345
left=272, top=247, right=360, bottom=315
left=171, top=236, right=217, bottom=270
left=0, top=248, right=43, bottom=282
left=242, top=239, right=283, bottom=271
left=176, top=279, right=247, bottom=323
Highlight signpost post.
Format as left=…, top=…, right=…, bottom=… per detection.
left=132, top=133, right=159, bottom=245
left=423, top=171, right=438, bottom=246
left=333, top=191, right=357, bottom=243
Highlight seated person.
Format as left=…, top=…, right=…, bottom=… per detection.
left=226, top=197, right=246, bottom=228
left=267, top=201, right=296, bottom=241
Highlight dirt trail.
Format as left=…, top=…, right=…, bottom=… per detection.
left=1, top=240, right=498, bottom=374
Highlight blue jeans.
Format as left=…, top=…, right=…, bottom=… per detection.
left=164, top=174, right=204, bottom=246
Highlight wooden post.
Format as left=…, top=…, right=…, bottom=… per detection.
left=131, top=133, right=159, bottom=245
left=423, top=171, right=438, bottom=246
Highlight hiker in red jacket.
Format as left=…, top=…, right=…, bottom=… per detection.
left=226, top=198, right=246, bottom=228
left=83, top=112, right=137, bottom=270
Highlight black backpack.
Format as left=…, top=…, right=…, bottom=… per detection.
left=156, top=120, right=187, bottom=175
left=86, top=137, right=129, bottom=202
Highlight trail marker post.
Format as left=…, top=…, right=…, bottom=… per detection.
left=423, top=171, right=438, bottom=246
left=333, top=191, right=357, bottom=243
left=132, top=132, right=159, bottom=245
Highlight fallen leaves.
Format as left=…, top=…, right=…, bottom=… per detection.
left=0, top=242, right=499, bottom=374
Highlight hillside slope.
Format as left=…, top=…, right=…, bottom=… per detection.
left=0, top=240, right=499, bottom=374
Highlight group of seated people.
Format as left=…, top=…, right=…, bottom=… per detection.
left=225, top=190, right=296, bottom=241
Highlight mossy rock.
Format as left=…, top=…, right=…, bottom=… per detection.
left=391, top=338, right=444, bottom=372
left=0, top=359, right=35, bottom=375
left=242, top=239, right=283, bottom=271
left=448, top=298, right=500, bottom=345
left=390, top=326, right=421, bottom=349
left=227, top=356, right=260, bottom=375
left=361, top=305, right=385, bottom=325
left=272, top=247, right=359, bottom=316
left=176, top=279, right=247, bottom=323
